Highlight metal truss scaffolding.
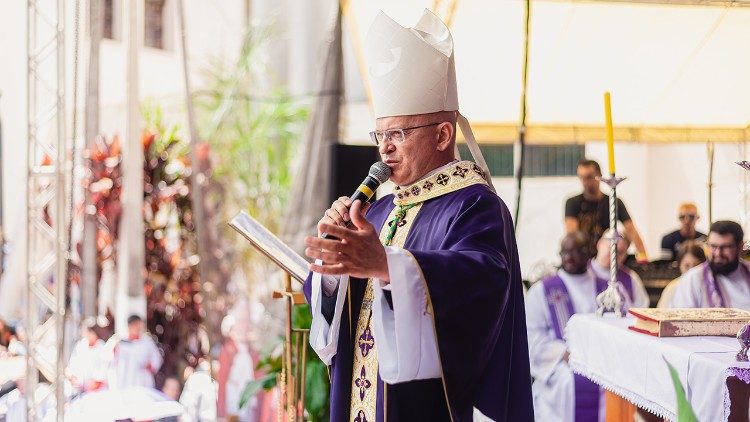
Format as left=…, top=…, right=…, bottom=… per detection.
left=25, top=0, right=67, bottom=420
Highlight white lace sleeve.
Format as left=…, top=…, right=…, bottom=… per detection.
left=309, top=261, right=349, bottom=365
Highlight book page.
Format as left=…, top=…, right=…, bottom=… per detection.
left=229, top=211, right=310, bottom=283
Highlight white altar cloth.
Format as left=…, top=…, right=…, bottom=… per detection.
left=566, top=314, right=750, bottom=422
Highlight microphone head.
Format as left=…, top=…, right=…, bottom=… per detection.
left=369, top=162, right=392, bottom=185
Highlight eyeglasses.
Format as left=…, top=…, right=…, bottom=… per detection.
left=369, top=122, right=441, bottom=146
left=708, top=243, right=737, bottom=252
left=679, top=214, right=697, bottom=220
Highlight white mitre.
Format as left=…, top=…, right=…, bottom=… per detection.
left=365, top=9, right=494, bottom=190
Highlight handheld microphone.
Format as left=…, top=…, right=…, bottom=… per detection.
left=322, top=162, right=391, bottom=239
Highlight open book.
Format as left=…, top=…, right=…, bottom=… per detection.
left=229, top=211, right=310, bottom=284
left=628, top=307, right=750, bottom=337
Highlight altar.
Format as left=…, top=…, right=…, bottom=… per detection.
left=566, top=314, right=750, bottom=421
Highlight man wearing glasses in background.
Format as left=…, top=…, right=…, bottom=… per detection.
left=564, top=159, right=648, bottom=262
left=660, top=202, right=706, bottom=261
left=669, top=220, right=750, bottom=309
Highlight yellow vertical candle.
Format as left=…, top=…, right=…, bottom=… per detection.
left=604, top=91, right=616, bottom=174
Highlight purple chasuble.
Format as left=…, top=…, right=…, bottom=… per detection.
left=304, top=183, right=534, bottom=421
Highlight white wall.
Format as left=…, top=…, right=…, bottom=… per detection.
left=0, top=0, right=250, bottom=319
left=0, top=0, right=247, bottom=239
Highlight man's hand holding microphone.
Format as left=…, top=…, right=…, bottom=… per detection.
left=304, top=162, right=392, bottom=283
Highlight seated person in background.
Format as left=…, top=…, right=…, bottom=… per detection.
left=526, top=231, right=649, bottom=422
left=670, top=220, right=750, bottom=309
left=656, top=241, right=706, bottom=308
left=660, top=202, right=706, bottom=261
left=589, top=229, right=650, bottom=308
left=67, top=318, right=107, bottom=393
left=565, top=158, right=648, bottom=261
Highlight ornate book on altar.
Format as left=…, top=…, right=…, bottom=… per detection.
left=628, top=308, right=750, bottom=337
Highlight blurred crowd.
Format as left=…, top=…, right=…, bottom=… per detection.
left=0, top=313, right=270, bottom=422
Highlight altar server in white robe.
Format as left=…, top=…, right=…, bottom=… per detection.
left=67, top=319, right=107, bottom=393
left=526, top=231, right=648, bottom=422
left=109, top=315, right=162, bottom=389
left=670, top=220, right=750, bottom=309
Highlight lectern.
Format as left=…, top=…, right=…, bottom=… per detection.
left=230, top=211, right=311, bottom=421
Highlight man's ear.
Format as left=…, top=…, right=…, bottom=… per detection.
left=435, top=122, right=455, bottom=152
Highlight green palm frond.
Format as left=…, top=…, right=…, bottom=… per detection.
left=664, top=357, right=698, bottom=422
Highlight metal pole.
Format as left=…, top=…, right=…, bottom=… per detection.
left=708, top=142, right=715, bottom=225
left=514, top=0, right=531, bottom=230
left=82, top=0, right=103, bottom=319
left=175, top=0, right=217, bottom=378
left=596, top=175, right=626, bottom=316
left=609, top=184, right=618, bottom=294
left=284, top=272, right=294, bottom=420
left=296, top=328, right=305, bottom=421
left=54, top=0, right=68, bottom=416
left=0, top=93, right=4, bottom=277
left=298, top=330, right=308, bottom=420
left=117, top=0, right=145, bottom=334
left=26, top=0, right=68, bottom=418
left=25, top=3, right=37, bottom=417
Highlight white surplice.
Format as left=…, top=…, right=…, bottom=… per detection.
left=669, top=260, right=750, bottom=309
left=525, top=267, right=649, bottom=422
left=180, top=366, right=218, bottom=422
left=67, top=338, right=107, bottom=392
left=109, top=335, right=162, bottom=389
left=309, top=246, right=441, bottom=383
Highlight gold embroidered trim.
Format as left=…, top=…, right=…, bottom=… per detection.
left=349, top=204, right=423, bottom=421
left=393, top=160, right=488, bottom=206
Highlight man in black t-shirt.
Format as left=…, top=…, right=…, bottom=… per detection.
left=564, top=159, right=648, bottom=260
left=660, top=202, right=706, bottom=260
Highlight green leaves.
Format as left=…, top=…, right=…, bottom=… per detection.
left=237, top=306, right=330, bottom=420
left=304, top=358, right=330, bottom=421
left=664, top=357, right=698, bottom=422
left=239, top=373, right=277, bottom=409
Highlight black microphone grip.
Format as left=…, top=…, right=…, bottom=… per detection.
left=322, top=175, right=380, bottom=240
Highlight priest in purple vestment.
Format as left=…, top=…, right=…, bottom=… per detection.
left=302, top=9, right=533, bottom=422
left=526, top=231, right=648, bottom=422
